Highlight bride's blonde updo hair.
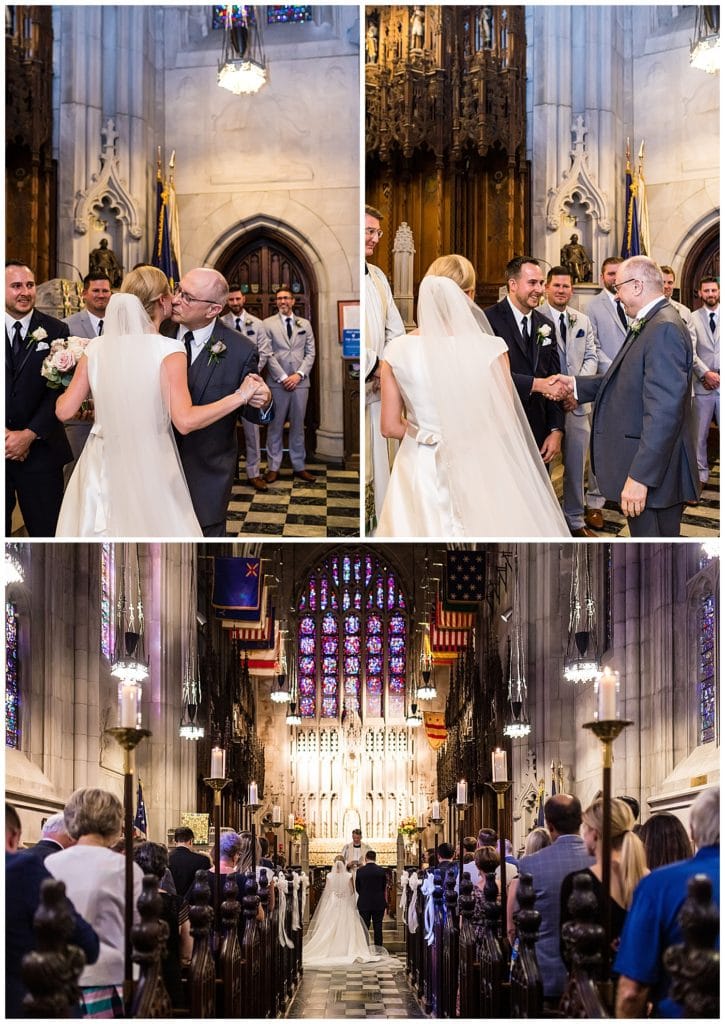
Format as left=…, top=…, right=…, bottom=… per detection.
left=121, top=265, right=171, bottom=317
left=425, top=254, right=476, bottom=293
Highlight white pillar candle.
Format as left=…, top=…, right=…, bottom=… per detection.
left=597, top=667, right=619, bottom=720
left=432, top=800, right=441, bottom=819
left=456, top=780, right=468, bottom=805
left=210, top=746, right=225, bottom=779
left=418, top=812, right=425, bottom=828
left=288, top=813, right=295, bottom=829
left=248, top=781, right=258, bottom=805
left=492, top=747, right=507, bottom=782
left=119, top=682, right=138, bottom=728
left=272, top=804, right=281, bottom=823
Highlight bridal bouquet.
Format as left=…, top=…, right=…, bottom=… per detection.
left=398, top=815, right=418, bottom=837
left=40, top=336, right=89, bottom=389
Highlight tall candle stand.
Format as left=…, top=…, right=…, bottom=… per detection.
left=583, top=718, right=632, bottom=964
left=247, top=801, right=261, bottom=871
left=430, top=815, right=443, bottom=866
left=105, top=725, right=151, bottom=1015
left=204, top=774, right=231, bottom=931
left=416, top=825, right=426, bottom=869
left=486, top=778, right=512, bottom=940
left=271, top=811, right=282, bottom=869
left=285, top=826, right=299, bottom=868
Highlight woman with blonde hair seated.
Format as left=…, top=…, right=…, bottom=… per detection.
left=377, top=254, right=568, bottom=537
left=55, top=266, right=268, bottom=537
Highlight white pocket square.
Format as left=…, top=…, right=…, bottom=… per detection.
left=36, top=342, right=50, bottom=351
left=540, top=338, right=552, bottom=347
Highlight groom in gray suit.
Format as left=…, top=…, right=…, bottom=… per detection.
left=691, top=276, right=720, bottom=486
left=555, top=256, right=699, bottom=536
left=263, top=287, right=316, bottom=482
left=168, top=268, right=273, bottom=536
left=542, top=267, right=599, bottom=536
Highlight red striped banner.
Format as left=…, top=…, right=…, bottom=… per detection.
left=423, top=711, right=447, bottom=751
left=435, top=598, right=474, bottom=631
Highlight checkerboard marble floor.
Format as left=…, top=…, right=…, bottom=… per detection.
left=225, top=460, right=360, bottom=538
left=550, top=460, right=719, bottom=538
left=286, top=955, right=423, bottom=1019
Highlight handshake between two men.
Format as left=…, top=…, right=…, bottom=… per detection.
left=537, top=373, right=578, bottom=412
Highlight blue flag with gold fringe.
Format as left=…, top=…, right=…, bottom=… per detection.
left=212, top=557, right=263, bottom=620
left=620, top=139, right=641, bottom=259
left=151, top=149, right=181, bottom=288
left=134, top=779, right=148, bottom=836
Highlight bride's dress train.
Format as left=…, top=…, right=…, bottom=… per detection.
left=302, top=861, right=384, bottom=968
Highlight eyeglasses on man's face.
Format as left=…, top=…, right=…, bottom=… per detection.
left=365, top=227, right=383, bottom=239
left=173, top=285, right=216, bottom=305
left=612, top=277, right=640, bottom=294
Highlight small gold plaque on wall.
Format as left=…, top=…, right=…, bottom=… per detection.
left=181, top=812, right=210, bottom=845
left=690, top=774, right=708, bottom=787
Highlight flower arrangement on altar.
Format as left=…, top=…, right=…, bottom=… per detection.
left=292, top=815, right=306, bottom=833
left=398, top=815, right=418, bottom=837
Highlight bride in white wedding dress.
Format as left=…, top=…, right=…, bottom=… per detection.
left=376, top=256, right=570, bottom=539
left=303, top=858, right=385, bottom=968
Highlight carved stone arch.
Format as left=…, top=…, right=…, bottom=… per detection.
left=680, top=220, right=720, bottom=310
left=73, top=120, right=142, bottom=240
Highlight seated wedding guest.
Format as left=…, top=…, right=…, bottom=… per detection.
left=523, top=826, right=551, bottom=856
left=615, top=786, right=719, bottom=1018
left=258, top=835, right=275, bottom=869
left=378, top=255, right=569, bottom=537
left=559, top=797, right=648, bottom=965
left=6, top=802, right=100, bottom=1018
left=462, top=836, right=479, bottom=885
left=28, top=810, right=76, bottom=862
left=169, top=826, right=211, bottom=896
left=237, top=830, right=273, bottom=914
left=45, top=788, right=143, bottom=1018
left=134, top=841, right=191, bottom=1008
left=637, top=812, right=692, bottom=870
left=55, top=266, right=270, bottom=538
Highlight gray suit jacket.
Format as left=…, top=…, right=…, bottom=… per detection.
left=220, top=312, right=272, bottom=373
left=517, top=834, right=595, bottom=999
left=63, top=310, right=98, bottom=339
left=692, top=305, right=720, bottom=395
left=263, top=312, right=315, bottom=388
left=542, top=303, right=598, bottom=416
left=576, top=298, right=700, bottom=507
left=586, top=289, right=628, bottom=371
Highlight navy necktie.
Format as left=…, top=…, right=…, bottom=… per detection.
left=286, top=317, right=293, bottom=340
left=521, top=315, right=530, bottom=349
left=559, top=312, right=567, bottom=345
left=12, top=321, right=23, bottom=358
left=709, top=312, right=716, bottom=334
left=97, top=319, right=104, bottom=336
left=184, top=330, right=194, bottom=366
left=235, top=316, right=242, bottom=332
left=616, top=299, right=628, bottom=330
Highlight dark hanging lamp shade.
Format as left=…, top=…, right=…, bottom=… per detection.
left=574, top=630, right=590, bottom=657
left=230, top=24, right=249, bottom=56
left=124, top=631, right=141, bottom=656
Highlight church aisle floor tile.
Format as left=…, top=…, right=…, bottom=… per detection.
left=286, top=956, right=425, bottom=1019
left=226, top=460, right=360, bottom=538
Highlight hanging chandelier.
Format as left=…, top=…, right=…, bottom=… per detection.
left=218, top=5, right=267, bottom=96
left=286, top=700, right=302, bottom=726
left=690, top=6, right=720, bottom=74
left=563, top=545, right=600, bottom=685
left=180, top=553, right=204, bottom=741
left=503, top=554, right=531, bottom=739
left=270, top=626, right=289, bottom=703
left=4, top=545, right=24, bottom=585
left=417, top=625, right=437, bottom=701
left=111, top=545, right=148, bottom=683
left=405, top=701, right=422, bottom=728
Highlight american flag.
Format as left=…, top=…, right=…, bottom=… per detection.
left=445, top=550, right=485, bottom=603
left=435, top=598, right=474, bottom=631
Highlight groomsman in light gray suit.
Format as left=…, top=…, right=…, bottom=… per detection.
left=221, top=284, right=273, bottom=492
left=263, top=287, right=316, bottom=482
left=660, top=266, right=697, bottom=349
left=691, top=276, right=720, bottom=485
left=62, top=272, right=112, bottom=471
left=543, top=267, right=599, bottom=536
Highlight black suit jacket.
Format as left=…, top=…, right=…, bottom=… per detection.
left=5, top=309, right=72, bottom=470
left=484, top=298, right=565, bottom=447
left=355, top=862, right=388, bottom=915
left=27, top=838, right=65, bottom=862
left=164, top=318, right=274, bottom=528
left=575, top=299, right=700, bottom=507
left=169, top=845, right=212, bottom=897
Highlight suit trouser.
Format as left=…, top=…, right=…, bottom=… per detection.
left=584, top=409, right=606, bottom=510
left=242, top=419, right=262, bottom=479
left=367, top=399, right=390, bottom=524
left=359, top=907, right=384, bottom=947
left=693, top=391, right=719, bottom=482
left=6, top=461, right=65, bottom=537
left=266, top=385, right=309, bottom=472
left=562, top=411, right=591, bottom=528
left=627, top=504, right=683, bottom=537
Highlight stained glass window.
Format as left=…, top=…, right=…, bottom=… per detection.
left=101, top=543, right=115, bottom=660
left=267, top=5, right=312, bottom=24
left=212, top=5, right=256, bottom=30
left=297, top=551, right=408, bottom=721
left=6, top=602, right=20, bottom=748
left=698, top=592, right=716, bottom=744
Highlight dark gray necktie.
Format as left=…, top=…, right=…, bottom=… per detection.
left=616, top=299, right=628, bottom=329
left=235, top=316, right=242, bottom=332
left=286, top=317, right=293, bottom=339
left=11, top=321, right=23, bottom=358
left=97, top=319, right=104, bottom=336
left=184, top=330, right=194, bottom=366
left=521, top=315, right=530, bottom=349
left=710, top=312, right=717, bottom=334
left=559, top=312, right=567, bottom=345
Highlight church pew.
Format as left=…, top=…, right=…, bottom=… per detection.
left=663, top=873, right=719, bottom=1019
left=187, top=870, right=216, bottom=1018
left=257, top=868, right=274, bottom=1018
left=131, top=873, right=172, bottom=1018
left=559, top=871, right=609, bottom=1018
left=441, top=869, right=459, bottom=1017
left=218, top=873, right=243, bottom=1018
left=478, top=860, right=508, bottom=1017
left=21, top=877, right=87, bottom=1018
left=239, top=869, right=262, bottom=1018
left=509, top=871, right=544, bottom=1018
left=458, top=871, right=480, bottom=1017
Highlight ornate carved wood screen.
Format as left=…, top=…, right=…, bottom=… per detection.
left=366, top=5, right=529, bottom=307
left=6, top=6, right=58, bottom=282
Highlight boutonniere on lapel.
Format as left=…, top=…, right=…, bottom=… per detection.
left=294, top=318, right=304, bottom=330
left=629, top=318, right=645, bottom=338
left=204, top=338, right=227, bottom=366
left=26, top=326, right=49, bottom=350
left=566, top=312, right=577, bottom=329
left=537, top=324, right=552, bottom=346
left=40, top=336, right=89, bottom=388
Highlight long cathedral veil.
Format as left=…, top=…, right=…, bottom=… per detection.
left=304, top=858, right=354, bottom=946
left=101, top=292, right=157, bottom=336
left=414, top=275, right=569, bottom=537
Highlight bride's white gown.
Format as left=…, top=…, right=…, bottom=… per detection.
left=56, top=331, right=202, bottom=538
left=376, top=276, right=570, bottom=538
left=302, top=864, right=381, bottom=967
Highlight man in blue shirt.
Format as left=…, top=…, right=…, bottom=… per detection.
left=615, top=786, right=719, bottom=1017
